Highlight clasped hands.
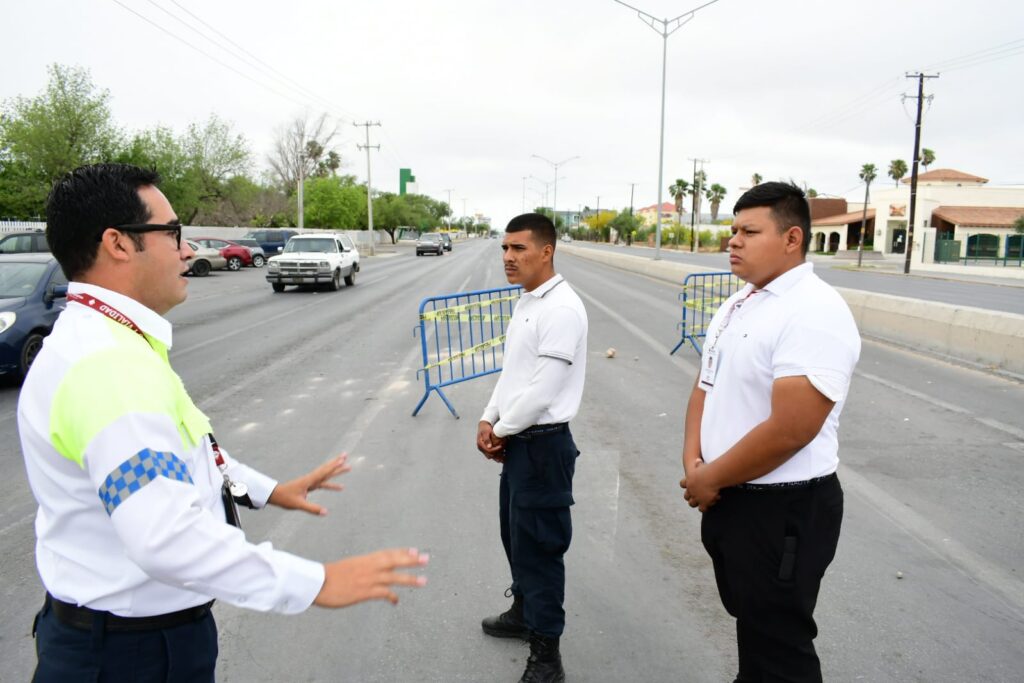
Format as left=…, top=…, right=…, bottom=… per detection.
left=477, top=421, right=506, bottom=464
left=679, top=459, right=721, bottom=513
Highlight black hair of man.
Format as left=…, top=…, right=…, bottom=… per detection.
left=505, top=212, right=557, bottom=249
left=732, top=181, right=811, bottom=256
left=45, top=163, right=161, bottom=279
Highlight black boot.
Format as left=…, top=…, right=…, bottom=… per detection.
left=481, top=593, right=529, bottom=640
left=519, top=633, right=565, bottom=683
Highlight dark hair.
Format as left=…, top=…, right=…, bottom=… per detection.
left=505, top=212, right=556, bottom=248
left=732, top=181, right=811, bottom=255
left=45, top=164, right=161, bottom=279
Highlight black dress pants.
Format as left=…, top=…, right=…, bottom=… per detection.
left=32, top=597, right=218, bottom=682
left=499, top=426, right=577, bottom=638
left=701, top=474, right=843, bottom=683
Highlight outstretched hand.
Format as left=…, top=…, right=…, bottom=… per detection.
left=268, top=454, right=351, bottom=516
left=315, top=548, right=429, bottom=608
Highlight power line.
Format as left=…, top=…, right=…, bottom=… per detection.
left=923, top=37, right=1024, bottom=72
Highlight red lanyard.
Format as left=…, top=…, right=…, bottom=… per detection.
left=67, top=292, right=148, bottom=342
left=707, top=289, right=760, bottom=353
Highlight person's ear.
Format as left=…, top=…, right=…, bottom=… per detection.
left=97, top=228, right=135, bottom=264
left=785, top=226, right=803, bottom=253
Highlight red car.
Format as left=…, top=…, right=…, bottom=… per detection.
left=193, top=237, right=261, bottom=271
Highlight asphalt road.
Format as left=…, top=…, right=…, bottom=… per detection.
left=571, top=241, right=1024, bottom=315
left=1, top=239, right=1022, bottom=681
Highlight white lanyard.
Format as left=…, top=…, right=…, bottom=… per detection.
left=700, top=289, right=759, bottom=390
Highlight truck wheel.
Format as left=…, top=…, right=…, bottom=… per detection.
left=344, top=269, right=356, bottom=286
left=329, top=270, right=341, bottom=291
left=272, top=283, right=286, bottom=292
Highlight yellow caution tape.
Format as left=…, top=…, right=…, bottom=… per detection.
left=423, top=312, right=513, bottom=323
left=422, top=334, right=507, bottom=371
left=420, top=294, right=520, bottom=321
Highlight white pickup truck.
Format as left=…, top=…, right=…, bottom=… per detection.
left=265, top=233, right=360, bottom=292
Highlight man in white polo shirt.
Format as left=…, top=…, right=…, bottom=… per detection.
left=680, top=182, right=860, bottom=682
left=20, top=164, right=428, bottom=682
left=476, top=213, right=588, bottom=683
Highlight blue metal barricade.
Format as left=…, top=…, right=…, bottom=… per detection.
left=412, top=285, right=522, bottom=418
left=670, top=271, right=743, bottom=356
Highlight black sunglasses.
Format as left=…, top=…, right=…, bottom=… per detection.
left=104, top=224, right=183, bottom=249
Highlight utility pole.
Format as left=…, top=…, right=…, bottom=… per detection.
left=297, top=152, right=305, bottom=230
left=443, top=188, right=454, bottom=228
left=903, top=72, right=938, bottom=274
left=532, top=154, right=579, bottom=235
left=688, top=157, right=708, bottom=252
left=354, top=121, right=381, bottom=233
left=613, top=0, right=721, bottom=260
left=628, top=183, right=636, bottom=246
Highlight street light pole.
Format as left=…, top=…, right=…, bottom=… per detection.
left=443, top=188, right=454, bottom=228
left=532, top=154, right=580, bottom=234
left=612, top=0, right=721, bottom=260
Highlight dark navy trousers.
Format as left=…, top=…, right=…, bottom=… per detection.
left=499, top=426, right=578, bottom=638
left=32, top=597, right=218, bottom=682
left=701, top=474, right=844, bottom=683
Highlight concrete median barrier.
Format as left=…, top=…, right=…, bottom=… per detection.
left=561, top=244, right=1024, bottom=376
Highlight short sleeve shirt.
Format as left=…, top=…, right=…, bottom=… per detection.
left=698, top=263, right=861, bottom=484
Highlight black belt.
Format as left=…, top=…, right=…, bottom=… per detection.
left=732, top=473, right=837, bottom=491
left=47, top=593, right=214, bottom=632
left=511, top=423, right=568, bottom=439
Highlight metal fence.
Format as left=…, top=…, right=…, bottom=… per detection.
left=0, top=221, right=46, bottom=234
left=670, top=271, right=743, bottom=356
left=412, top=285, right=522, bottom=418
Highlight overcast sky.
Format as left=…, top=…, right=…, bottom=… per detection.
left=4, top=0, right=1023, bottom=228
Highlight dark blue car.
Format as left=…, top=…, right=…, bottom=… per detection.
left=0, top=254, right=68, bottom=380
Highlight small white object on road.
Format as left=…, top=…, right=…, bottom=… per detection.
left=606, top=347, right=617, bottom=358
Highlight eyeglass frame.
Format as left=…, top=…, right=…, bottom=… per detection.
left=101, top=223, right=183, bottom=250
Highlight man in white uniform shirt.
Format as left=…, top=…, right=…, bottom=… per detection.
left=680, top=182, right=860, bottom=682
left=20, top=164, right=428, bottom=682
left=476, top=213, right=587, bottom=683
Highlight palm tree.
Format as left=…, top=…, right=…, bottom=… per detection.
left=705, top=183, right=727, bottom=223
left=668, top=179, right=690, bottom=218
left=888, top=159, right=908, bottom=187
left=921, top=148, right=935, bottom=171
left=857, top=163, right=877, bottom=267
left=751, top=172, right=762, bottom=186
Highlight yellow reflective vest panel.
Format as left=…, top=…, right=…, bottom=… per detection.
left=18, top=283, right=323, bottom=617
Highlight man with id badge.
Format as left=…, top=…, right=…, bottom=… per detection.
left=19, top=164, right=428, bottom=682
left=680, top=182, right=860, bottom=682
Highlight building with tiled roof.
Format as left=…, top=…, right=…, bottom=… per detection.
left=866, top=168, right=1024, bottom=261
left=636, top=202, right=684, bottom=226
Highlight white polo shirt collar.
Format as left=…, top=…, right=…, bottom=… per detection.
left=68, top=282, right=173, bottom=348
left=759, top=261, right=813, bottom=298
left=524, top=273, right=565, bottom=299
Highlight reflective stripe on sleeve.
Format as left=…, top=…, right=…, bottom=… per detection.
left=98, top=448, right=194, bottom=515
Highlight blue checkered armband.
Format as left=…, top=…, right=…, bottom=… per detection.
left=98, top=449, right=194, bottom=515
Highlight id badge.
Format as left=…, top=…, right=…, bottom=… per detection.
left=699, top=347, right=719, bottom=390
left=222, top=481, right=242, bottom=528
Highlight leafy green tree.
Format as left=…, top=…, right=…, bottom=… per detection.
left=303, top=175, right=366, bottom=229
left=0, top=64, right=123, bottom=218
left=751, top=172, right=762, bottom=186
left=705, top=183, right=727, bottom=223
left=668, top=179, right=689, bottom=217
left=807, top=188, right=818, bottom=198
left=1013, top=215, right=1024, bottom=234
left=609, top=209, right=642, bottom=245
left=888, top=159, right=908, bottom=187
left=921, top=148, right=935, bottom=171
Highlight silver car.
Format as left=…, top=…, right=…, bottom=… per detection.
left=185, top=240, right=227, bottom=277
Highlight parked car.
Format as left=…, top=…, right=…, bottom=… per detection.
left=0, top=230, right=49, bottom=254
left=0, top=254, right=67, bottom=380
left=561, top=234, right=573, bottom=243
left=440, top=233, right=453, bottom=251
left=416, top=233, right=444, bottom=256
left=242, top=229, right=298, bottom=257
left=184, top=240, right=227, bottom=276
left=231, top=238, right=267, bottom=267
left=266, top=233, right=360, bottom=292
left=193, top=237, right=257, bottom=270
